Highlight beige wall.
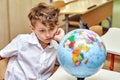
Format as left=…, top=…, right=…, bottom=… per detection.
left=0, top=0, right=9, bottom=49
left=112, top=0, right=120, bottom=27
left=0, top=0, right=50, bottom=49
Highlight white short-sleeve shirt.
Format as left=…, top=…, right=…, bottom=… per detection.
left=0, top=32, right=58, bottom=80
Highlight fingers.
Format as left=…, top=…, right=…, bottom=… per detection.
left=57, top=28, right=65, bottom=36
left=54, top=28, right=65, bottom=42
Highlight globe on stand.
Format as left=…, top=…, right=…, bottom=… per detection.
left=58, top=29, right=106, bottom=80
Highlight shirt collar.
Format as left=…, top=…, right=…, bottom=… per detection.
left=48, top=40, right=58, bottom=49
left=29, top=32, right=40, bottom=45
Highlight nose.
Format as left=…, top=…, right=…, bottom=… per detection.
left=46, top=34, right=50, bottom=37
left=46, top=31, right=51, bottom=38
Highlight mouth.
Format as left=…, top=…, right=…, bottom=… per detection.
left=46, top=38, right=52, bottom=40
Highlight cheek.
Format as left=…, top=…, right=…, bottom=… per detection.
left=37, top=35, right=46, bottom=42
left=50, top=30, right=57, bottom=37
left=36, top=32, right=44, bottom=39
left=52, top=28, right=58, bottom=34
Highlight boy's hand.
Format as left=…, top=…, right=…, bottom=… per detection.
left=54, top=28, right=65, bottom=42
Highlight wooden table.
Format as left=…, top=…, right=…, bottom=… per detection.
left=60, top=0, right=113, bottom=33
left=48, top=66, right=120, bottom=80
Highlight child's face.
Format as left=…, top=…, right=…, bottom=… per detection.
left=30, top=21, right=58, bottom=44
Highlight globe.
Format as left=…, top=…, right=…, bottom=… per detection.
left=58, top=29, right=106, bottom=79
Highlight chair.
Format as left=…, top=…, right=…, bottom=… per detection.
left=101, top=28, right=120, bottom=70
left=0, top=58, right=9, bottom=80
left=89, top=25, right=103, bottom=36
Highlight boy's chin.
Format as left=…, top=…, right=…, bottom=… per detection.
left=44, top=40, right=52, bottom=43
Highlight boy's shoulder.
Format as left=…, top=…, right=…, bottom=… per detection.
left=15, top=33, right=35, bottom=43
left=16, top=33, right=31, bottom=40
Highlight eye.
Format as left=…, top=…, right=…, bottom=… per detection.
left=50, top=27, right=55, bottom=31
left=39, top=30, right=45, bottom=32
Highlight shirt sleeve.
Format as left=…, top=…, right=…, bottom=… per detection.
left=0, top=35, right=22, bottom=58
left=52, top=40, right=59, bottom=65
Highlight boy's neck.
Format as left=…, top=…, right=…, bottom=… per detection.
left=39, top=40, right=50, bottom=49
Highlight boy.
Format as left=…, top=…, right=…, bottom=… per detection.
left=0, top=2, right=64, bottom=80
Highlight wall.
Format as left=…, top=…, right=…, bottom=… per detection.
left=0, top=0, right=9, bottom=49
left=112, top=0, right=120, bottom=27
left=102, top=0, right=120, bottom=28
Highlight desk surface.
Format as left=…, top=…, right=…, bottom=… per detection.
left=101, top=28, right=120, bottom=55
left=48, top=66, right=120, bottom=80
left=60, top=0, right=112, bottom=14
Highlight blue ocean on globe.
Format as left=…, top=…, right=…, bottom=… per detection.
left=58, top=29, right=106, bottom=78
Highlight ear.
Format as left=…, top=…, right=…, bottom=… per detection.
left=29, top=25, right=35, bottom=31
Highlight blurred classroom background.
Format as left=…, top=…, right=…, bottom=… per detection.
left=0, top=0, right=120, bottom=72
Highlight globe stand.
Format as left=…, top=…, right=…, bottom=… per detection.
left=77, top=77, right=85, bottom=80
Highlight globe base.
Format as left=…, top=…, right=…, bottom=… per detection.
left=77, top=77, right=85, bottom=80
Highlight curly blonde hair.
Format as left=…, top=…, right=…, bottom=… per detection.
left=28, top=3, right=59, bottom=28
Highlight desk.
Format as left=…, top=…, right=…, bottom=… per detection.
left=101, top=28, right=120, bottom=70
left=48, top=66, right=120, bottom=80
left=60, top=0, right=113, bottom=33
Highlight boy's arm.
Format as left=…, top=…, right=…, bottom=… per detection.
left=0, top=35, right=21, bottom=59
left=52, top=64, right=59, bottom=75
